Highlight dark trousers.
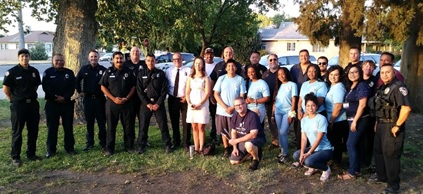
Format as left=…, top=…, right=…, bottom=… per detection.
left=209, top=100, right=217, bottom=140
left=327, top=120, right=349, bottom=164
left=374, top=122, right=404, bottom=191
left=362, top=116, right=376, bottom=167
left=138, top=102, right=172, bottom=147
left=265, top=103, right=278, bottom=144
left=168, top=96, right=191, bottom=147
left=293, top=118, right=301, bottom=149
left=45, top=101, right=75, bottom=153
left=347, top=117, right=369, bottom=175
left=105, top=99, right=135, bottom=153
left=83, top=96, right=106, bottom=148
left=10, top=100, right=40, bottom=159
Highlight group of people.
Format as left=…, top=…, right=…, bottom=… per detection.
left=3, top=46, right=411, bottom=193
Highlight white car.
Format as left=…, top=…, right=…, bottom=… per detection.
left=99, top=53, right=113, bottom=61
left=155, top=52, right=195, bottom=71
left=394, top=60, right=401, bottom=71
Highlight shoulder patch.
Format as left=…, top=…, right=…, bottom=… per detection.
left=5, top=71, right=9, bottom=76
left=399, top=87, right=408, bottom=96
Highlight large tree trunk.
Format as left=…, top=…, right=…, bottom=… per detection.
left=338, top=0, right=364, bottom=67
left=402, top=7, right=423, bottom=113
left=53, top=0, right=98, bottom=122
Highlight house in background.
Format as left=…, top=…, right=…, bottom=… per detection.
left=259, top=22, right=339, bottom=59
left=0, top=31, right=54, bottom=60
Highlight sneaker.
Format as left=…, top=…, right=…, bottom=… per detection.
left=291, top=161, right=301, bottom=168
left=278, top=155, right=289, bottom=164
left=304, top=168, right=317, bottom=176
left=320, top=166, right=331, bottom=181
left=249, top=159, right=260, bottom=170
left=12, top=159, right=22, bottom=167
left=368, top=173, right=386, bottom=184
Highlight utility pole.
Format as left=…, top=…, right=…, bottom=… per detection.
left=18, top=2, right=25, bottom=49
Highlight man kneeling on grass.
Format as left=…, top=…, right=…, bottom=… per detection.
left=228, top=97, right=266, bottom=170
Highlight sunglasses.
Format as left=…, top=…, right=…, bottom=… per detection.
left=318, top=62, right=327, bottom=65
left=269, top=58, right=278, bottom=62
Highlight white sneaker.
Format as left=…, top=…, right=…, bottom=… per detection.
left=304, top=167, right=317, bottom=176
left=320, top=166, right=331, bottom=181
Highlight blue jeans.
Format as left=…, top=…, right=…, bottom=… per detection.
left=293, top=147, right=332, bottom=171
left=346, top=116, right=369, bottom=175
left=275, top=112, right=289, bottom=156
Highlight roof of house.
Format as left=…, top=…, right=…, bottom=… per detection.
left=260, top=22, right=308, bottom=41
left=0, top=31, right=54, bottom=43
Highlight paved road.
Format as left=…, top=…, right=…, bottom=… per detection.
left=0, top=61, right=111, bottom=99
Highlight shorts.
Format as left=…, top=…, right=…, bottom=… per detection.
left=229, top=138, right=265, bottom=161
left=215, top=115, right=231, bottom=135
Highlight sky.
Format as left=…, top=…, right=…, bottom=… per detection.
left=2, top=0, right=299, bottom=35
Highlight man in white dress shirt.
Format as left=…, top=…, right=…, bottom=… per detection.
left=166, top=52, right=192, bottom=151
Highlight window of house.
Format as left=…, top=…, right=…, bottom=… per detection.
left=5, top=44, right=8, bottom=49
left=312, top=44, right=325, bottom=52
left=287, top=43, right=296, bottom=51
left=27, top=43, right=34, bottom=49
left=0, top=44, right=4, bottom=50
left=45, top=43, right=52, bottom=54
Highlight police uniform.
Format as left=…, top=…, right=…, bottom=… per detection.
left=3, top=64, right=41, bottom=161
left=99, top=66, right=136, bottom=154
left=42, top=67, right=76, bottom=155
left=136, top=67, right=172, bottom=151
left=76, top=64, right=107, bottom=150
left=372, top=78, right=410, bottom=191
left=210, top=60, right=246, bottom=82
left=123, top=60, right=146, bottom=124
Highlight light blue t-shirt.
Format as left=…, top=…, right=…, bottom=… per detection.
left=213, top=74, right=246, bottom=117
left=301, top=114, right=332, bottom=151
left=325, top=82, right=347, bottom=122
left=247, top=79, right=270, bottom=122
left=275, top=81, right=298, bottom=115
left=299, top=80, right=328, bottom=113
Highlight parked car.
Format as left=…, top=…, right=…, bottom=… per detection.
left=394, top=60, right=401, bottom=71
left=183, top=57, right=223, bottom=68
left=259, top=54, right=317, bottom=70
left=328, top=53, right=381, bottom=75
left=99, top=53, right=113, bottom=61
left=155, top=52, right=195, bottom=71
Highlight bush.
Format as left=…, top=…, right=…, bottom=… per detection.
left=29, top=42, right=48, bottom=60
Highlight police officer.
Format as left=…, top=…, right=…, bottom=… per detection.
left=76, top=50, right=107, bottom=151
left=369, top=64, right=411, bottom=194
left=136, top=53, right=173, bottom=154
left=3, top=49, right=42, bottom=167
left=99, top=52, right=136, bottom=155
left=42, top=54, right=76, bottom=158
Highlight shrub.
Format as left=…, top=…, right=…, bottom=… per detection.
left=29, top=42, right=49, bottom=60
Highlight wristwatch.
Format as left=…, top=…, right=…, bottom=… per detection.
left=394, top=124, right=401, bottom=128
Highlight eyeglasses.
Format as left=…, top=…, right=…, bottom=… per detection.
left=172, top=58, right=181, bottom=61
left=234, top=103, right=245, bottom=108
left=318, top=62, right=327, bottom=65
left=269, top=58, right=278, bottom=62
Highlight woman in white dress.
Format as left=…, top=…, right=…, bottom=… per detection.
left=186, top=57, right=211, bottom=154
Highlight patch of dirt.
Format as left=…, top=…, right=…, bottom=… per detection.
left=1, top=114, right=423, bottom=194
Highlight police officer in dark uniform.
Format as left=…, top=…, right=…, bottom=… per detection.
left=42, top=54, right=76, bottom=158
left=244, top=51, right=267, bottom=79
left=76, top=50, right=107, bottom=151
left=136, top=53, right=173, bottom=154
left=368, top=64, right=411, bottom=194
left=210, top=46, right=246, bottom=82
left=99, top=52, right=136, bottom=155
left=3, top=49, right=42, bottom=167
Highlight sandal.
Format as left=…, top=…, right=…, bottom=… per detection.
left=337, top=172, right=356, bottom=180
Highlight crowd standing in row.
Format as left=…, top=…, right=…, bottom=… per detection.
left=3, top=46, right=411, bottom=194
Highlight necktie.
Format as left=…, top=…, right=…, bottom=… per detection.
left=173, top=68, right=180, bottom=97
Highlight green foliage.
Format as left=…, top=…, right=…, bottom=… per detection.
left=29, top=42, right=48, bottom=60
left=271, top=13, right=293, bottom=28
left=257, top=14, right=272, bottom=28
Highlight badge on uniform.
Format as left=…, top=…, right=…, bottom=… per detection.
left=50, top=75, right=56, bottom=78
left=65, top=74, right=69, bottom=79
left=399, top=87, right=408, bottom=96
left=99, top=70, right=102, bottom=75
left=384, top=87, right=390, bottom=94
left=156, top=74, right=160, bottom=78
left=139, top=66, right=143, bottom=70
left=369, top=81, right=374, bottom=87
left=124, top=73, right=128, bottom=78
left=16, top=76, right=22, bottom=80
left=32, top=72, right=36, bottom=78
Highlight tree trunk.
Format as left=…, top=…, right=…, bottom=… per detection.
left=53, top=0, right=98, bottom=122
left=402, top=6, right=423, bottom=113
left=338, top=0, right=364, bottom=67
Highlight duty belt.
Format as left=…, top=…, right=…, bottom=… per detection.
left=378, top=118, right=395, bottom=123
left=18, top=98, right=35, bottom=103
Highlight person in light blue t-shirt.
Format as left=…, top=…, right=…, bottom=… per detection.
left=273, top=67, right=298, bottom=164
left=245, top=66, right=270, bottom=124
left=298, top=64, right=328, bottom=118
left=292, top=93, right=332, bottom=182
left=324, top=65, right=349, bottom=165
left=213, top=59, right=246, bottom=158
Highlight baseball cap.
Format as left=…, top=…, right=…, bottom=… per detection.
left=18, top=48, right=30, bottom=56
left=205, top=48, right=214, bottom=53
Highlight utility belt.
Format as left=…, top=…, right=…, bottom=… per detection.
left=378, top=118, right=396, bottom=123
left=16, top=98, right=37, bottom=103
